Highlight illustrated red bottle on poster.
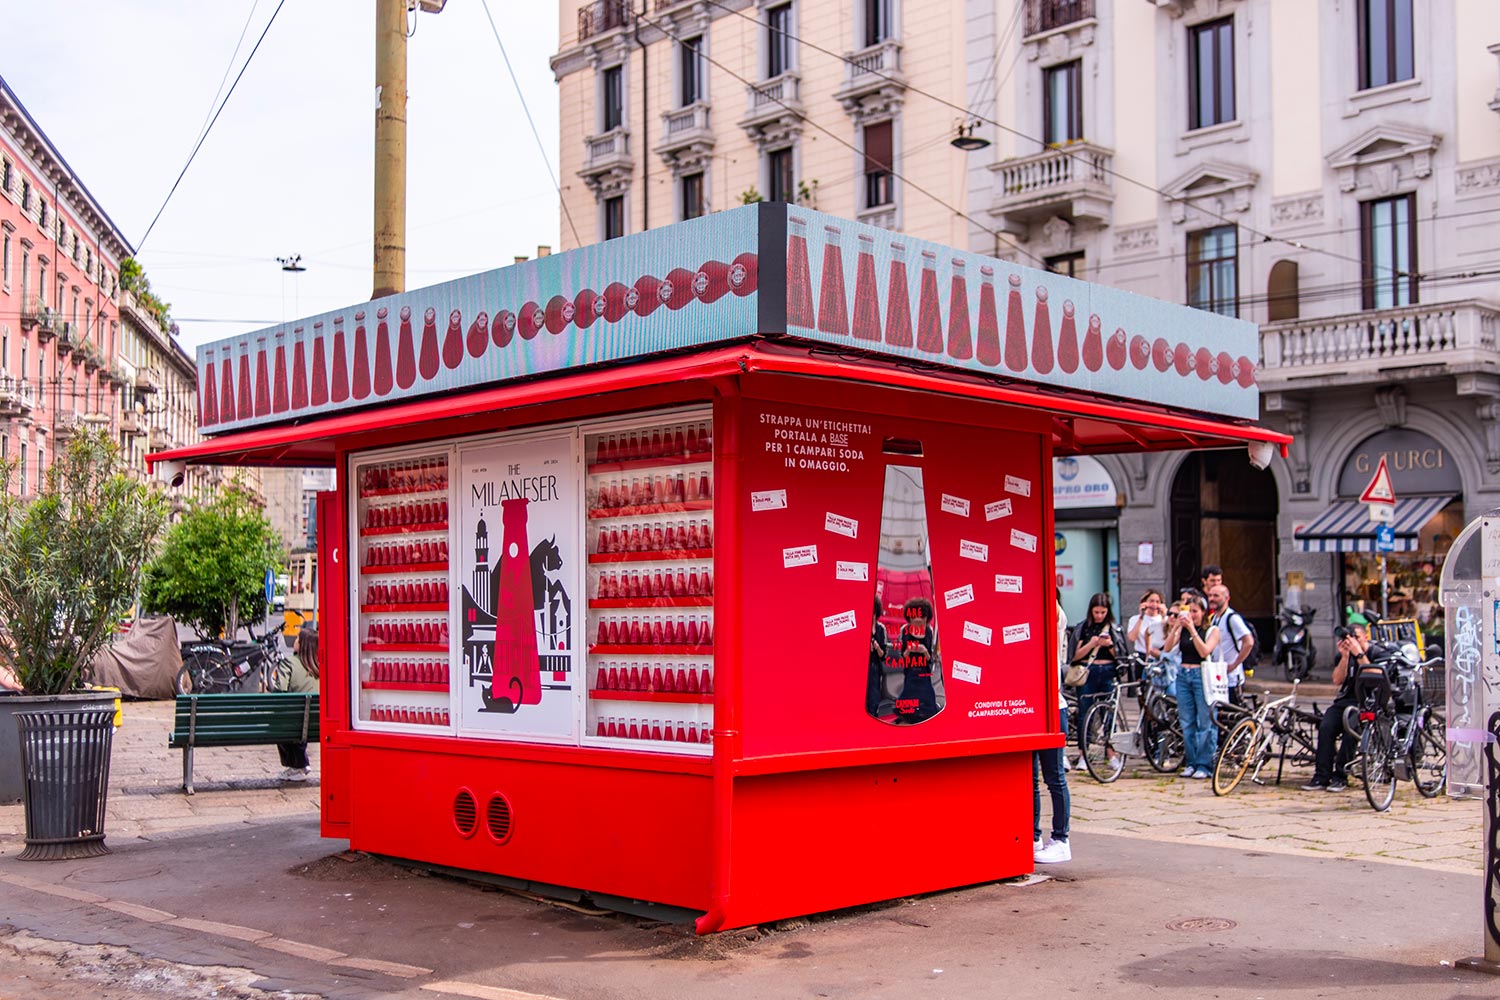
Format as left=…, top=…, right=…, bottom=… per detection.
left=201, top=349, right=218, bottom=426
left=486, top=498, right=543, bottom=712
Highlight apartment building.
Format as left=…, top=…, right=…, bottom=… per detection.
left=553, top=0, right=1500, bottom=650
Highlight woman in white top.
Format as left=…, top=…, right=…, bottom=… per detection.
left=1126, top=589, right=1166, bottom=659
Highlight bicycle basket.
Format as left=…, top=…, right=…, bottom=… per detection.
left=1112, top=730, right=1144, bottom=756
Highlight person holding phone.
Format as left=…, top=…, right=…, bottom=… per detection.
left=1069, top=592, right=1127, bottom=771
left=1164, top=595, right=1221, bottom=780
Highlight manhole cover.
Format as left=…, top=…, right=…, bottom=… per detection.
left=1166, top=917, right=1237, bottom=933
left=65, top=865, right=165, bottom=885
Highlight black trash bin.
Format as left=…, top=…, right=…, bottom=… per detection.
left=15, top=708, right=115, bottom=861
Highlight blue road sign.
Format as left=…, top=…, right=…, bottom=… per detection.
left=1375, top=523, right=1395, bottom=553
left=265, top=568, right=276, bottom=604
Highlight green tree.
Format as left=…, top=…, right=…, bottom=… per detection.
left=0, top=432, right=169, bottom=695
left=143, top=482, right=281, bottom=640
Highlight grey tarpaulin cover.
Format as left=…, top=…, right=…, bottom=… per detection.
left=90, top=615, right=182, bottom=699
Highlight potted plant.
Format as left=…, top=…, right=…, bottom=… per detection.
left=0, top=431, right=168, bottom=858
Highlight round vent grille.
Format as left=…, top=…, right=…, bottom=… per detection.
left=486, top=793, right=514, bottom=844
left=453, top=789, right=478, bottom=838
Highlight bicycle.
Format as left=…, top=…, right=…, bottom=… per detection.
left=1211, top=682, right=1321, bottom=795
left=177, top=625, right=287, bottom=695
left=1346, top=653, right=1446, bottom=812
left=1079, top=656, right=1180, bottom=781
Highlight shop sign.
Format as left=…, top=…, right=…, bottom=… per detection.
left=1053, top=455, right=1118, bottom=510
left=1338, top=429, right=1460, bottom=497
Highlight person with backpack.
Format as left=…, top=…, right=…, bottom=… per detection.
left=1207, top=584, right=1256, bottom=706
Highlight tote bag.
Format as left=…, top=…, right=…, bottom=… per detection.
left=1204, top=658, right=1231, bottom=706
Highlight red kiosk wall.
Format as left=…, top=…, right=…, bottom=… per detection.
left=317, top=488, right=352, bottom=836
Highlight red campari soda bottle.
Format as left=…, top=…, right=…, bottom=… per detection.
left=330, top=316, right=350, bottom=402
left=1216, top=350, right=1235, bottom=385
left=947, top=257, right=973, bottom=360
left=351, top=311, right=373, bottom=399
left=652, top=617, right=667, bottom=645
left=519, top=301, right=544, bottom=340
left=652, top=667, right=664, bottom=693
left=663, top=268, right=696, bottom=310
left=1129, top=333, right=1151, bottom=371
left=395, top=305, right=418, bottom=389
left=201, top=348, right=219, bottom=425
left=633, top=274, right=664, bottom=318
left=698, top=471, right=711, bottom=499
left=1030, top=286, right=1054, bottom=375
left=442, top=309, right=465, bottom=369
left=1003, top=274, right=1028, bottom=373
left=851, top=234, right=882, bottom=341
left=686, top=665, right=701, bottom=693
left=543, top=295, right=574, bottom=335
left=251, top=336, right=271, bottom=416
left=418, top=306, right=441, bottom=381
left=1235, top=356, right=1255, bottom=388
left=1056, top=301, right=1080, bottom=374
left=372, top=306, right=394, bottom=396
left=675, top=618, right=689, bottom=644
left=694, top=260, right=732, bottom=304
left=1082, top=315, right=1106, bottom=373
left=816, top=225, right=851, bottom=336
left=651, top=721, right=663, bottom=742
left=686, top=616, right=700, bottom=646
left=700, top=668, right=713, bottom=695
left=885, top=241, right=914, bottom=347
left=220, top=350, right=237, bottom=423
left=492, top=310, right=516, bottom=348
left=291, top=326, right=310, bottom=410
left=601, top=282, right=632, bottom=323
left=787, top=216, right=815, bottom=328
left=628, top=664, right=642, bottom=691
left=976, top=265, right=1000, bottom=367
left=272, top=330, right=290, bottom=413
left=1105, top=328, right=1129, bottom=371
left=731, top=251, right=759, bottom=296
left=700, top=616, right=713, bottom=646
left=677, top=722, right=689, bottom=743
left=573, top=288, right=600, bottom=328
left=915, top=251, right=943, bottom=353
left=1194, top=347, right=1215, bottom=381
left=1172, top=342, right=1193, bottom=377
left=703, top=565, right=713, bottom=595
left=1150, top=336, right=1173, bottom=373
left=628, top=719, right=641, bottom=741
left=597, top=718, right=607, bottom=737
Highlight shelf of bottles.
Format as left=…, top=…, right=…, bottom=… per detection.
left=584, top=415, right=714, bottom=753
left=353, top=453, right=453, bottom=729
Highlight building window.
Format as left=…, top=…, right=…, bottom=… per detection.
left=35, top=443, right=43, bottom=493
left=20, top=180, right=30, bottom=212
left=1, top=159, right=10, bottom=193
left=2, top=229, right=10, bottom=290
left=601, top=65, right=624, bottom=132
left=1045, top=251, right=1084, bottom=278
left=1186, top=225, right=1238, bottom=317
left=1043, top=60, right=1082, bottom=146
left=681, top=172, right=705, bottom=220
left=1188, top=17, right=1234, bottom=130
left=18, top=443, right=26, bottom=494
left=680, top=36, right=704, bottom=106
left=767, top=147, right=795, bottom=203
left=20, top=250, right=28, bottom=301
left=863, top=121, right=894, bottom=209
left=1361, top=194, right=1417, bottom=309
left=38, top=201, right=47, bottom=230
left=767, top=3, right=793, bottom=78
left=603, top=196, right=625, bottom=241
left=1358, top=0, right=1414, bottom=91
left=864, top=0, right=892, bottom=47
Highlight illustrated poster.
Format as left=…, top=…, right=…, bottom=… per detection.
left=457, top=434, right=578, bottom=740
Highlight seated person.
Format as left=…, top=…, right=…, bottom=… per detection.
left=1302, top=623, right=1373, bottom=793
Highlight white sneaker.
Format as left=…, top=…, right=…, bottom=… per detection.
left=1033, top=837, right=1044, bottom=858
left=1035, top=840, right=1072, bottom=864
left=1190, top=768, right=1210, bottom=780
left=279, top=768, right=310, bottom=782
left=1075, top=758, right=1090, bottom=772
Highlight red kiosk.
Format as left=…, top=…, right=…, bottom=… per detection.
left=151, top=205, right=1287, bottom=932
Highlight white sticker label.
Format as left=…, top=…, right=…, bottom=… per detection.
left=835, top=560, right=869, bottom=581
left=995, top=574, right=1024, bottom=594
left=985, top=498, right=1013, bottom=521
left=951, top=660, right=982, bottom=685
left=783, top=544, right=818, bottom=568
left=1010, top=529, right=1037, bottom=552
left=941, top=494, right=971, bottom=517
left=822, top=610, right=857, bottom=636
left=960, top=539, right=989, bottom=562
left=963, top=621, right=993, bottom=645
left=1003, top=623, right=1031, bottom=644
left=1004, top=475, right=1032, bottom=497
left=751, top=489, right=788, bottom=511
left=824, top=512, right=859, bottom=538
left=944, top=583, right=975, bottom=608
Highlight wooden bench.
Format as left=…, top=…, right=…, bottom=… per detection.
left=168, top=693, right=319, bottom=794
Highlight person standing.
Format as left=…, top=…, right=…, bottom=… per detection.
left=1302, top=623, right=1370, bottom=792
left=1208, top=584, right=1254, bottom=706
left=1069, top=593, right=1126, bottom=771
left=276, top=626, right=319, bottom=782
left=1034, top=593, right=1071, bottom=863
left=1164, top=595, right=1221, bottom=779
left=1126, top=590, right=1167, bottom=661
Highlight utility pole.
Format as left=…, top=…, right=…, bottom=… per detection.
left=372, top=0, right=408, bottom=299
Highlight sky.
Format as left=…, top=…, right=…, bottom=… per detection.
left=1, top=0, right=561, bottom=352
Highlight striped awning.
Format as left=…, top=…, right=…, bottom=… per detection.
left=1294, top=495, right=1456, bottom=553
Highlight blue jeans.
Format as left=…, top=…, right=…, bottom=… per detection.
left=1176, top=666, right=1217, bottom=772
left=1034, top=706, right=1070, bottom=843
left=1076, top=663, right=1116, bottom=754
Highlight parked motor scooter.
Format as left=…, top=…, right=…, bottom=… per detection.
left=1273, top=605, right=1317, bottom=682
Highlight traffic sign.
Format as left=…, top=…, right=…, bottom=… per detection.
left=264, top=568, right=276, bottom=605
left=1359, top=456, right=1397, bottom=505
left=1375, top=523, right=1395, bottom=552
left=1367, top=502, right=1394, bottom=524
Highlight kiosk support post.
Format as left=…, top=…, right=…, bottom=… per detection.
left=1457, top=513, right=1500, bottom=974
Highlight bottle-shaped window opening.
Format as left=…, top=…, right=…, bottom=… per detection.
left=868, top=461, right=946, bottom=725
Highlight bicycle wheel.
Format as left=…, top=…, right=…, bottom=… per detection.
left=175, top=662, right=200, bottom=695
left=1213, top=718, right=1259, bottom=796
left=1145, top=702, right=1184, bottom=773
left=1410, top=712, right=1447, bottom=798
left=1361, top=721, right=1397, bottom=812
left=1082, top=703, right=1123, bottom=784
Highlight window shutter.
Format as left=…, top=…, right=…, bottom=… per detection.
left=864, top=121, right=893, bottom=174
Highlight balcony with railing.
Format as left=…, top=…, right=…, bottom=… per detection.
left=988, top=141, right=1114, bottom=235
left=656, top=102, right=714, bottom=162
left=579, top=128, right=634, bottom=193
left=832, top=40, right=905, bottom=115
left=577, top=0, right=632, bottom=42
left=20, top=296, right=55, bottom=338
left=739, top=73, right=803, bottom=147
left=1258, top=299, right=1500, bottom=391
left=1024, top=0, right=1096, bottom=37
left=53, top=409, right=83, bottom=439
left=0, top=376, right=36, bottom=417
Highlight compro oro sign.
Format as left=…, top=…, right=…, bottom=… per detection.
left=1053, top=455, right=1118, bottom=510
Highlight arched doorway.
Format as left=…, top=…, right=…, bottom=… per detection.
left=1170, top=451, right=1279, bottom=634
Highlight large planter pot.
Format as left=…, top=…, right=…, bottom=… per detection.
left=0, top=692, right=115, bottom=804
left=14, top=706, right=116, bottom=860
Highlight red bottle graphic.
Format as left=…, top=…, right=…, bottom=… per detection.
left=418, top=306, right=440, bottom=381
left=600, top=283, right=632, bottom=323
left=267, top=331, right=289, bottom=414
left=351, top=311, right=372, bottom=400
left=443, top=309, right=465, bottom=369
left=291, top=327, right=309, bottom=410
left=633, top=275, right=664, bottom=318
left=947, top=257, right=973, bottom=360
left=1082, top=315, right=1105, bottom=372
left=1129, top=333, right=1151, bottom=371
left=851, top=234, right=882, bottom=342
left=975, top=265, right=1000, bottom=366
left=1056, top=302, right=1079, bottom=374
left=1107, top=328, right=1129, bottom=371
left=574, top=289, right=600, bottom=327
left=253, top=336, right=271, bottom=416
left=915, top=251, right=943, bottom=353
left=662, top=268, right=696, bottom=310
left=1235, top=356, right=1256, bottom=388
left=332, top=316, right=352, bottom=403
left=492, top=310, right=517, bottom=348
left=396, top=305, right=418, bottom=389
left=1194, top=347, right=1214, bottom=381
left=519, top=301, right=545, bottom=338
left=220, top=352, right=236, bottom=423
left=730, top=252, right=758, bottom=296
left=544, top=295, right=575, bottom=335
left=373, top=306, right=394, bottom=396
left=487, top=498, right=543, bottom=712
left=816, top=226, right=851, bottom=336
left=467, top=311, right=489, bottom=358
left=1216, top=351, right=1235, bottom=385
left=787, top=216, right=815, bottom=327
left=1149, top=337, right=1172, bottom=373
left=201, top=349, right=219, bottom=426
left=1172, top=342, right=1192, bottom=377
left=694, top=262, right=731, bottom=304
left=1003, top=274, right=1028, bottom=372
left=885, top=242, right=913, bottom=348
left=1030, top=286, right=1053, bottom=374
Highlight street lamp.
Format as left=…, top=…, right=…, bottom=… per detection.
left=951, top=120, right=991, bottom=152
left=277, top=254, right=306, bottom=273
